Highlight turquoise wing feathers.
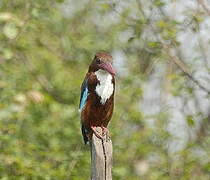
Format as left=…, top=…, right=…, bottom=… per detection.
left=79, top=78, right=88, bottom=110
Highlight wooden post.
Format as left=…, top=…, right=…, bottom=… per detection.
left=90, top=127, right=113, bottom=180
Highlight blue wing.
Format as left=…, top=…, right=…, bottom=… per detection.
left=79, top=78, right=88, bottom=110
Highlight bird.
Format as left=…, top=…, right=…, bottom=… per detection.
left=79, top=52, right=116, bottom=144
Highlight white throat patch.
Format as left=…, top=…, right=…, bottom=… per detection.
left=95, top=69, right=114, bottom=104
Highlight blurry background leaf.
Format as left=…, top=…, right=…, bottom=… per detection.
left=3, top=23, right=18, bottom=39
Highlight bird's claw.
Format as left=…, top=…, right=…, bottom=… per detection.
left=91, top=126, right=110, bottom=141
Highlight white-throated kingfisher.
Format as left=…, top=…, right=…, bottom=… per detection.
left=79, top=52, right=116, bottom=144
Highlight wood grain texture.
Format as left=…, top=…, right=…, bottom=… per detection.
left=90, top=127, right=112, bottom=180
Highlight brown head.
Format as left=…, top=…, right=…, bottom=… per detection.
left=88, top=52, right=116, bottom=76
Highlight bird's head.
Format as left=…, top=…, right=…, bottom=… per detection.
left=89, top=52, right=116, bottom=76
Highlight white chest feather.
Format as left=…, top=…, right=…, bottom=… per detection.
left=95, top=70, right=114, bottom=104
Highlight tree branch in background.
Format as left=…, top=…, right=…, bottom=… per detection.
left=163, top=44, right=210, bottom=95
left=197, top=0, right=210, bottom=16
left=135, top=0, right=210, bottom=95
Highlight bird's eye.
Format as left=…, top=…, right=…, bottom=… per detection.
left=96, top=58, right=101, bottom=63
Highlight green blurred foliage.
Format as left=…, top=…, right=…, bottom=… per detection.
left=0, top=0, right=209, bottom=179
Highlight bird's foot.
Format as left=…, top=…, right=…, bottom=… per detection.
left=101, top=126, right=110, bottom=141
left=91, top=126, right=110, bottom=141
left=101, top=126, right=108, bottom=136
left=91, top=126, right=104, bottom=140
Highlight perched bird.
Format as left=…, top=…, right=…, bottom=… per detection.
left=79, top=52, right=116, bottom=144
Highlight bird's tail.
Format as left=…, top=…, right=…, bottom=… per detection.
left=81, top=125, right=89, bottom=144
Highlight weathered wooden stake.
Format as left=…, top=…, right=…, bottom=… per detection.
left=90, top=127, right=112, bottom=180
